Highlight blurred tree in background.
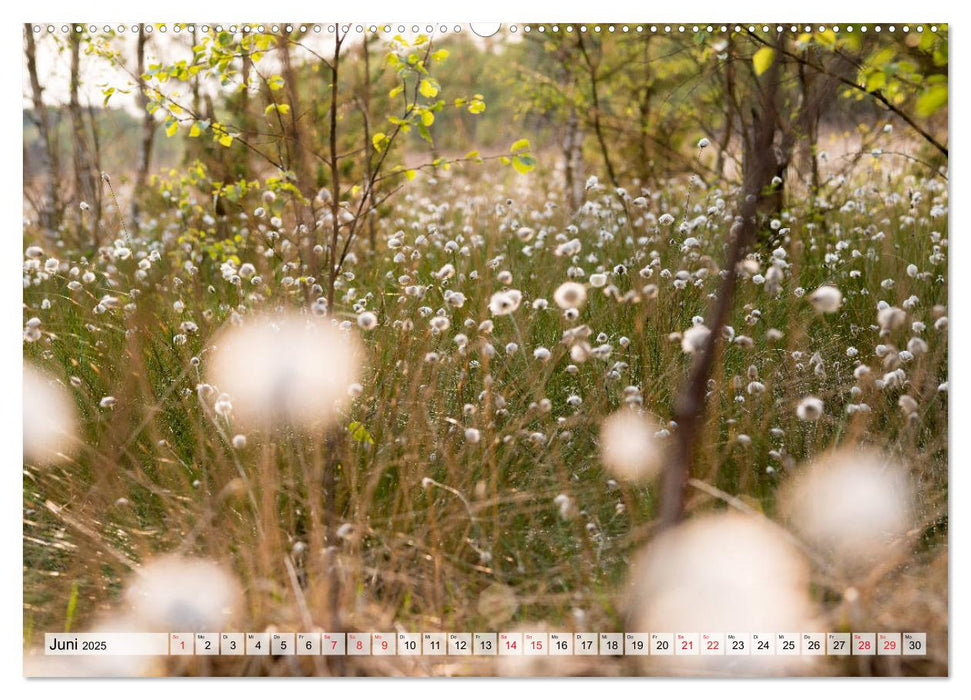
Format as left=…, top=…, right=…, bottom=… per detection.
left=24, top=23, right=947, bottom=253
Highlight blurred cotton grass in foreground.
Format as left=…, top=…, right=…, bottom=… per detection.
left=207, top=310, right=362, bottom=431
left=124, top=555, right=243, bottom=632
left=23, top=363, right=78, bottom=465
left=599, top=408, right=666, bottom=483
left=780, top=448, right=914, bottom=573
left=625, top=512, right=821, bottom=676
left=25, top=555, right=242, bottom=677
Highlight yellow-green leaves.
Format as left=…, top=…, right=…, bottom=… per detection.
left=753, top=47, right=775, bottom=76
left=264, top=103, right=291, bottom=116
left=267, top=74, right=285, bottom=91
left=348, top=421, right=374, bottom=444
left=467, top=94, right=486, bottom=114
left=815, top=29, right=837, bottom=47
left=419, top=78, right=440, bottom=98
left=511, top=156, right=536, bottom=175
left=508, top=139, right=536, bottom=175
left=511, top=139, right=530, bottom=153
left=916, top=84, right=948, bottom=117
left=165, top=118, right=179, bottom=138
left=372, top=132, right=389, bottom=152
left=188, top=122, right=202, bottom=138
left=212, top=122, right=234, bottom=148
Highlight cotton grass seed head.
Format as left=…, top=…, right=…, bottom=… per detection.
left=780, top=448, right=913, bottom=571
left=807, top=285, right=842, bottom=314
left=476, top=582, right=519, bottom=626
left=553, top=281, right=587, bottom=310
left=681, top=324, right=711, bottom=355
left=795, top=396, right=824, bottom=421
left=208, top=311, right=361, bottom=431
left=23, top=364, right=78, bottom=465
left=877, top=306, right=907, bottom=333
left=625, top=513, right=818, bottom=675
left=124, top=555, right=242, bottom=632
left=599, top=409, right=665, bottom=483
left=489, top=290, right=522, bottom=316
left=357, top=311, right=378, bottom=331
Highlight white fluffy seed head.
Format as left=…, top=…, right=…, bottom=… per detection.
left=626, top=513, right=819, bottom=675
left=780, top=449, right=913, bottom=571
left=208, top=311, right=361, bottom=431
left=553, top=281, right=587, bottom=310
left=357, top=311, right=378, bottom=331
left=489, top=290, right=522, bottom=316
left=23, top=364, right=78, bottom=465
left=807, top=285, right=842, bottom=314
left=681, top=324, right=711, bottom=355
left=795, top=396, right=824, bottom=421
left=125, top=556, right=242, bottom=632
left=877, top=306, right=907, bottom=332
left=599, top=409, right=664, bottom=483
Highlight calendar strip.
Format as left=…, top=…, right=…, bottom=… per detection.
left=44, top=632, right=927, bottom=657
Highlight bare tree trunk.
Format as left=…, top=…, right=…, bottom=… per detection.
left=637, top=34, right=653, bottom=184
left=190, top=26, right=201, bottom=116
left=69, top=29, right=101, bottom=247
left=326, top=33, right=344, bottom=307
left=280, top=33, right=311, bottom=196
left=562, top=110, right=584, bottom=211
left=131, top=25, right=156, bottom=222
left=659, top=39, right=781, bottom=529
left=576, top=33, right=619, bottom=187
left=239, top=42, right=253, bottom=174
left=323, top=29, right=346, bottom=648
left=716, top=37, right=735, bottom=179
left=360, top=35, right=376, bottom=250
left=24, top=25, right=61, bottom=233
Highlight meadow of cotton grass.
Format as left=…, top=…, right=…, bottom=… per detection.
left=23, top=152, right=947, bottom=676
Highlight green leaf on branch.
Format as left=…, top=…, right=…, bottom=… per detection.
left=510, top=138, right=530, bottom=153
